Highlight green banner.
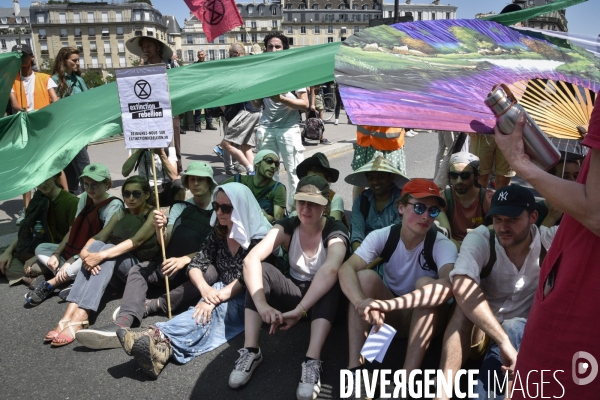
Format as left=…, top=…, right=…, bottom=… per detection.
left=0, top=42, right=340, bottom=200
left=481, top=0, right=587, bottom=26
left=0, top=52, right=22, bottom=115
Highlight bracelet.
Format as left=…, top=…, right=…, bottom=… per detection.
left=297, top=303, right=308, bottom=318
left=52, top=252, right=61, bottom=257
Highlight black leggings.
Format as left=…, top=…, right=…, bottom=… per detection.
left=245, top=262, right=341, bottom=323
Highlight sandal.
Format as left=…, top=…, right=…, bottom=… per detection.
left=51, top=320, right=89, bottom=348
left=44, top=319, right=70, bottom=342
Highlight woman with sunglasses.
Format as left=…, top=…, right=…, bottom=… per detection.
left=26, top=164, right=124, bottom=306
left=115, top=183, right=272, bottom=379
left=45, top=176, right=159, bottom=347
left=229, top=175, right=350, bottom=400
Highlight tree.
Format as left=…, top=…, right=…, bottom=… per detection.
left=82, top=70, right=104, bottom=89
left=104, top=71, right=116, bottom=84
left=38, top=58, right=54, bottom=75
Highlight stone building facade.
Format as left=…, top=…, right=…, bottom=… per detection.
left=382, top=0, right=457, bottom=22
left=0, top=8, right=33, bottom=55
left=512, top=0, right=568, bottom=31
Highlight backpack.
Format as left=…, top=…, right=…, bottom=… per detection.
left=302, top=110, right=324, bottom=141
left=63, top=196, right=123, bottom=260
left=15, top=191, right=53, bottom=259
left=166, top=201, right=214, bottom=258
left=223, top=103, right=244, bottom=122
left=378, top=222, right=441, bottom=272
left=234, top=175, right=283, bottom=218
left=444, top=187, right=492, bottom=227
left=480, top=228, right=546, bottom=278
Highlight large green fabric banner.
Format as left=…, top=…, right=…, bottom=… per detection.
left=0, top=42, right=340, bottom=201
left=0, top=52, right=22, bottom=114
left=480, top=0, right=587, bottom=26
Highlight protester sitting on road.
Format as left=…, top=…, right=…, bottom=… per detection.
left=253, top=33, right=308, bottom=209
left=350, top=125, right=408, bottom=200
left=345, top=156, right=409, bottom=252
left=44, top=176, right=159, bottom=347
left=0, top=172, right=78, bottom=287
left=223, top=150, right=286, bottom=223
left=436, top=152, right=494, bottom=248
left=74, top=162, right=217, bottom=349
left=122, top=146, right=185, bottom=207
left=51, top=46, right=90, bottom=194
left=292, top=152, right=345, bottom=223
left=25, top=164, right=124, bottom=306
left=338, top=179, right=457, bottom=398
left=534, top=156, right=580, bottom=227
left=228, top=176, right=350, bottom=400
left=438, top=184, right=554, bottom=400
left=115, top=183, right=272, bottom=378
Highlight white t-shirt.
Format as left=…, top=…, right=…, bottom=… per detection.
left=167, top=198, right=213, bottom=226
left=260, top=88, right=307, bottom=129
left=136, top=146, right=178, bottom=187
left=288, top=226, right=328, bottom=281
left=11, top=72, right=57, bottom=111
left=355, top=226, right=458, bottom=296
left=75, top=193, right=123, bottom=226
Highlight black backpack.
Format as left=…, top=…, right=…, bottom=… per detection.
left=379, top=222, right=441, bottom=272
left=166, top=201, right=214, bottom=259
left=15, top=191, right=53, bottom=258
left=480, top=228, right=546, bottom=278
left=302, top=110, right=325, bottom=141
left=444, top=187, right=492, bottom=227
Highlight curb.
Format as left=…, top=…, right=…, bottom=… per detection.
left=305, top=142, right=354, bottom=159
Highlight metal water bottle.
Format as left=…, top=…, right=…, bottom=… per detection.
left=484, top=84, right=560, bottom=171
left=33, top=221, right=44, bottom=238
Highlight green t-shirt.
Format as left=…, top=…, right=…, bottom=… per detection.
left=50, top=189, right=79, bottom=242
left=223, top=175, right=286, bottom=214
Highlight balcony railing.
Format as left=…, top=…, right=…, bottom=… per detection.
left=86, top=64, right=103, bottom=69
left=41, top=50, right=48, bottom=54
left=90, top=48, right=98, bottom=53
left=34, top=16, right=156, bottom=25
left=74, top=33, right=82, bottom=38
left=104, top=48, right=111, bottom=53
left=118, top=47, right=125, bottom=53
left=39, top=34, right=47, bottom=39
left=119, top=63, right=127, bottom=67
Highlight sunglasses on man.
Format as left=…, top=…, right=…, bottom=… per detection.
left=406, top=202, right=441, bottom=218
left=123, top=190, right=143, bottom=199
left=263, top=158, right=281, bottom=168
left=447, top=171, right=474, bottom=181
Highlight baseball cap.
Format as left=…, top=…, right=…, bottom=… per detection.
left=486, top=184, right=536, bottom=218
left=401, top=178, right=446, bottom=208
left=80, top=163, right=111, bottom=182
left=12, top=44, right=33, bottom=56
left=181, top=161, right=217, bottom=189
left=293, top=175, right=329, bottom=206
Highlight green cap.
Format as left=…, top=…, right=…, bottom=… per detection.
left=80, top=163, right=111, bottom=182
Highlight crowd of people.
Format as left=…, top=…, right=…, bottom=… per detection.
left=2, top=30, right=599, bottom=400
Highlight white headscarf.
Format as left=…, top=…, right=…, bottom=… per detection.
left=209, top=182, right=272, bottom=249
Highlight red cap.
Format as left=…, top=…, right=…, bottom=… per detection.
left=401, top=178, right=446, bottom=208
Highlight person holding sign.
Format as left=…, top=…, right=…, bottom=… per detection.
left=45, top=176, right=159, bottom=347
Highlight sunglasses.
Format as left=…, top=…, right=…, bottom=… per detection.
left=83, top=182, right=102, bottom=190
left=263, top=158, right=281, bottom=168
left=123, top=190, right=143, bottom=199
left=212, top=202, right=234, bottom=214
left=406, top=202, right=441, bottom=218
left=448, top=171, right=474, bottom=181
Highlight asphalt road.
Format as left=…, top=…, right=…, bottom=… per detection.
left=0, top=131, right=462, bottom=400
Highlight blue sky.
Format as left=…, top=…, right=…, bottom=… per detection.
left=13, top=0, right=599, bottom=36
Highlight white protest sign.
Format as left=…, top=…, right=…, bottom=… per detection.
left=115, top=65, right=173, bottom=149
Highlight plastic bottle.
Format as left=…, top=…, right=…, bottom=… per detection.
left=33, top=221, right=44, bottom=238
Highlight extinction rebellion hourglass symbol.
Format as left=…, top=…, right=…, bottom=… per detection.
left=203, top=0, right=225, bottom=25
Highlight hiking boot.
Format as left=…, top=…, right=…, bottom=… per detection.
left=205, top=123, right=217, bottom=131
left=15, top=208, right=25, bottom=226
left=117, top=325, right=159, bottom=356
left=28, top=275, right=46, bottom=291
left=26, top=281, right=54, bottom=306
left=229, top=348, right=263, bottom=389
left=75, top=323, right=122, bottom=349
left=320, top=138, right=332, bottom=145
left=195, top=124, right=201, bottom=132
left=58, top=284, right=73, bottom=300
left=131, top=333, right=172, bottom=379
left=297, top=360, right=323, bottom=400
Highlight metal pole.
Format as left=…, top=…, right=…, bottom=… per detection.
left=394, top=0, right=399, bottom=23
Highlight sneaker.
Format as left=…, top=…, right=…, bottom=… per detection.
left=404, top=130, right=418, bottom=138
left=15, top=208, right=25, bottom=226
left=131, top=333, right=172, bottom=379
left=117, top=325, right=158, bottom=356
left=75, top=323, right=122, bottom=349
left=58, top=284, right=73, bottom=301
left=334, top=119, right=339, bottom=125
left=225, top=169, right=239, bottom=176
left=112, top=299, right=159, bottom=322
left=320, top=138, right=332, bottom=145
left=205, top=124, right=218, bottom=131
left=297, top=360, right=323, bottom=400
left=28, top=275, right=46, bottom=291
left=26, top=281, right=54, bottom=306
left=229, top=348, right=263, bottom=389
left=213, top=145, right=224, bottom=160
left=234, top=163, right=247, bottom=175
left=248, top=171, right=255, bottom=176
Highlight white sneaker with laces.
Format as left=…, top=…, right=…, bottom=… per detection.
left=229, top=348, right=263, bottom=389
left=297, top=360, right=323, bottom=400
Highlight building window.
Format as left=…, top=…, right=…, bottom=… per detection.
left=446, top=12, right=451, bottom=19
left=301, top=13, right=306, bottom=22
left=364, top=14, right=370, bottom=21
left=354, top=26, right=359, bottom=33
left=257, top=5, right=264, bottom=16
left=326, top=4, right=332, bottom=9
left=102, top=27, right=110, bottom=37
left=134, top=11, right=141, bottom=21
left=208, top=49, right=215, bottom=60
left=106, top=57, right=113, bottom=68
left=116, top=26, right=124, bottom=36
left=328, top=37, right=333, bottom=43
left=76, top=41, right=83, bottom=51
left=287, top=13, right=293, bottom=21
left=299, top=4, right=306, bottom=9
left=41, top=42, right=48, bottom=54
left=287, top=26, right=293, bottom=34
left=73, top=13, right=80, bottom=23
left=219, top=49, right=226, bottom=59
left=219, top=35, right=225, bottom=44
left=186, top=35, right=193, bottom=44
left=239, top=33, right=247, bottom=42
left=353, top=4, right=358, bottom=9
left=118, top=40, right=124, bottom=52
left=147, top=30, right=154, bottom=37
left=362, top=5, right=368, bottom=10
left=272, top=20, right=278, bottom=28
left=119, top=55, right=126, bottom=67
left=314, top=26, right=320, bottom=34
left=91, top=56, right=98, bottom=68
left=315, top=14, right=320, bottom=21
left=36, top=13, right=45, bottom=23
left=102, top=12, right=108, bottom=23
left=431, top=12, right=436, bottom=20
left=327, top=25, right=333, bottom=34
left=300, top=26, right=306, bottom=34
left=418, top=11, right=422, bottom=20
left=374, top=4, right=381, bottom=10
left=74, top=28, right=81, bottom=38
left=339, top=4, right=345, bottom=9
left=286, top=4, right=293, bottom=9
left=62, top=41, right=68, bottom=48
left=39, top=28, right=47, bottom=39
left=104, top=41, right=111, bottom=53
left=272, top=5, right=277, bottom=15
left=116, top=11, right=123, bottom=22
left=187, top=50, right=193, bottom=62
left=313, top=4, right=319, bottom=9
left=89, top=27, right=96, bottom=37
left=144, top=11, right=150, bottom=20
left=88, top=12, right=95, bottom=23
left=60, top=28, right=67, bottom=38
left=289, top=38, right=294, bottom=45
left=90, top=41, right=97, bottom=52
left=248, top=5, right=254, bottom=15
left=1, top=39, right=7, bottom=49
left=251, top=21, right=257, bottom=28
left=59, top=13, right=66, bottom=23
